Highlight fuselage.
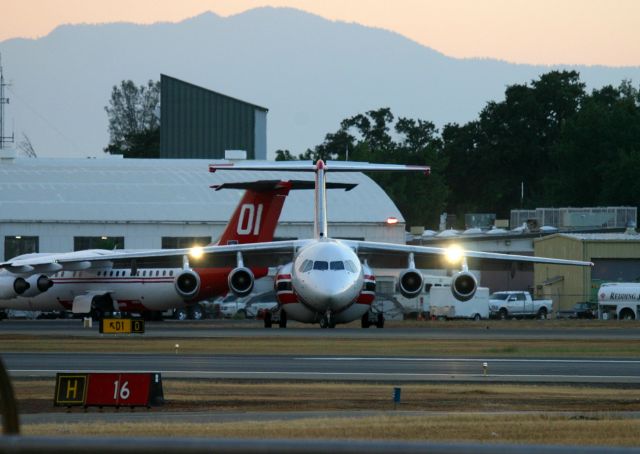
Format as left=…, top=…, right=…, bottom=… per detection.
left=292, top=240, right=363, bottom=312
left=275, top=239, right=375, bottom=324
left=0, top=250, right=268, bottom=313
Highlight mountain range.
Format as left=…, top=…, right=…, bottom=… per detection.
left=1, top=7, right=639, bottom=158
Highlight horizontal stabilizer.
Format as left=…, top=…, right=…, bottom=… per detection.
left=210, top=180, right=357, bottom=192
left=209, top=160, right=430, bottom=175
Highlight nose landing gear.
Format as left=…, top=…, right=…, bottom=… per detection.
left=319, top=312, right=336, bottom=329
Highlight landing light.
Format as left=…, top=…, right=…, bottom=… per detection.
left=189, top=246, right=204, bottom=259
left=386, top=217, right=399, bottom=225
left=445, top=245, right=464, bottom=264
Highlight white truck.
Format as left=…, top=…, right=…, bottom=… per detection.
left=489, top=291, right=552, bottom=320
left=429, top=286, right=490, bottom=320
left=598, top=283, right=640, bottom=320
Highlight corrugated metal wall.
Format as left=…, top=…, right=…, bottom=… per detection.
left=160, top=75, right=268, bottom=159
left=534, top=235, right=588, bottom=311
left=534, top=235, right=640, bottom=310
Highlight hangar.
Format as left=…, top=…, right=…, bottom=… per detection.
left=0, top=153, right=405, bottom=260
left=534, top=231, right=640, bottom=312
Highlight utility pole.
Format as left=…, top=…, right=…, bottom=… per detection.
left=0, top=53, right=15, bottom=150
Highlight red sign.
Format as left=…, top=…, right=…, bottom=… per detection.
left=85, top=373, right=152, bottom=407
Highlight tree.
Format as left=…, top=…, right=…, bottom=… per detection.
left=104, top=80, right=160, bottom=158
left=275, top=149, right=297, bottom=161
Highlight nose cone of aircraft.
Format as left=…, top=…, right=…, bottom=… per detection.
left=298, top=272, right=361, bottom=313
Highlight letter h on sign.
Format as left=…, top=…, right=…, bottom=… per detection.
left=54, top=374, right=88, bottom=406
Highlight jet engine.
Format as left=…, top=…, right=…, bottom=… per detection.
left=21, top=274, right=54, bottom=297
left=228, top=267, right=255, bottom=297
left=450, top=270, right=478, bottom=302
left=398, top=269, right=424, bottom=299
left=174, top=270, right=201, bottom=299
left=0, top=275, right=30, bottom=299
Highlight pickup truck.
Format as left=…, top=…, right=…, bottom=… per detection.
left=489, top=291, right=552, bottom=320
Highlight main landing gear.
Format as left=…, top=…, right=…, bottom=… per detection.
left=263, top=309, right=287, bottom=328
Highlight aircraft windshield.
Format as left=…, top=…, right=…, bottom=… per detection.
left=330, top=261, right=345, bottom=270
left=299, top=259, right=313, bottom=273
left=344, top=260, right=357, bottom=273
left=313, top=261, right=329, bottom=271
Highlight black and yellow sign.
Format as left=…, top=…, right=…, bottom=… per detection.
left=54, top=373, right=88, bottom=406
left=99, top=318, right=145, bottom=334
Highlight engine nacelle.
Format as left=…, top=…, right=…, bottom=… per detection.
left=450, top=270, right=478, bottom=302
left=174, top=270, right=201, bottom=299
left=398, top=269, right=424, bottom=299
left=21, top=274, right=54, bottom=297
left=0, top=275, right=30, bottom=299
left=228, top=267, right=255, bottom=297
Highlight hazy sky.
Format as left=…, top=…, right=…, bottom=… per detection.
left=4, top=0, right=639, bottom=66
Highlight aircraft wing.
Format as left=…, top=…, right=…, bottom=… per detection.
left=0, top=241, right=309, bottom=275
left=343, top=240, right=594, bottom=269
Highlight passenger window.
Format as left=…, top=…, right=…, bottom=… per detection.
left=156, top=270, right=159, bottom=276
left=143, top=270, right=147, bottom=277
left=330, top=261, right=345, bottom=271
left=169, top=270, right=174, bottom=277
left=110, top=271, right=114, bottom=277
left=313, top=261, right=328, bottom=271
left=162, top=270, right=166, bottom=276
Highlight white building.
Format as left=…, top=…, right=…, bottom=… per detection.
left=0, top=155, right=406, bottom=259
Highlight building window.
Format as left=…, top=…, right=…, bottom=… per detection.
left=74, top=236, right=125, bottom=251
left=162, top=236, right=211, bottom=249
left=4, top=236, right=39, bottom=260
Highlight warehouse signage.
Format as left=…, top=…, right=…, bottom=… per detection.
left=54, top=372, right=164, bottom=408
left=99, top=318, right=145, bottom=334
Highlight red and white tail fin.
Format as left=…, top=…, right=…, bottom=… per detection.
left=213, top=181, right=293, bottom=245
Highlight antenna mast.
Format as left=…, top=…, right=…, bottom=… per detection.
left=0, top=53, right=15, bottom=150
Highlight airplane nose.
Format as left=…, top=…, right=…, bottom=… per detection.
left=301, top=274, right=358, bottom=312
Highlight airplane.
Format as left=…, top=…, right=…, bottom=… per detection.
left=0, top=179, right=354, bottom=320
left=2, top=160, right=592, bottom=328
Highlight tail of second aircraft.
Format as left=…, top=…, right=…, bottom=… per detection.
left=213, top=180, right=293, bottom=245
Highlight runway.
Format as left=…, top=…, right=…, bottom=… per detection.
left=4, top=352, right=640, bottom=383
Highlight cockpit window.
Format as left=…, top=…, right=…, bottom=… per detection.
left=313, top=261, right=329, bottom=271
left=299, top=259, right=313, bottom=273
left=330, top=261, right=345, bottom=270
left=344, top=260, right=357, bottom=273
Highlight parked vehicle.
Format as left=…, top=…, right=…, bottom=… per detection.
left=245, top=291, right=278, bottom=318
left=217, top=295, right=249, bottom=319
left=430, top=286, right=489, bottom=320
left=598, top=283, right=640, bottom=320
left=489, top=291, right=552, bottom=319
left=556, top=302, right=597, bottom=319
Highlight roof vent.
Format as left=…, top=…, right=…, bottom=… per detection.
left=625, top=221, right=638, bottom=235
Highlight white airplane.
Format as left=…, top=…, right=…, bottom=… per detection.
left=0, top=180, right=351, bottom=319
left=5, top=160, right=590, bottom=327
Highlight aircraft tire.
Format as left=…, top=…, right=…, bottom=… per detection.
left=264, top=312, right=272, bottom=328
left=278, top=310, right=287, bottom=328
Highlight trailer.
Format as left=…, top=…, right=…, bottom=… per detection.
left=429, top=286, right=490, bottom=320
